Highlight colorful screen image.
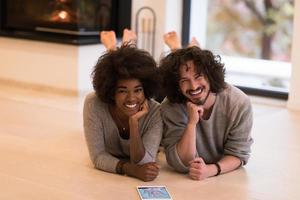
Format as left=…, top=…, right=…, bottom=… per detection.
left=137, top=186, right=171, bottom=199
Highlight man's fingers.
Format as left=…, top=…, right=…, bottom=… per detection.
left=189, top=168, right=200, bottom=174
left=189, top=162, right=201, bottom=169
left=189, top=157, right=205, bottom=165
left=193, top=157, right=205, bottom=164
left=189, top=172, right=201, bottom=180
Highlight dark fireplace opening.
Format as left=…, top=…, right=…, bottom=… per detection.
left=0, top=0, right=131, bottom=45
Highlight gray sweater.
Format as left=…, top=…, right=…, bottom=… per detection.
left=161, top=84, right=253, bottom=173
left=83, top=92, right=163, bottom=173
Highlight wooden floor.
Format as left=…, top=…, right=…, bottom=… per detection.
left=1, top=84, right=300, bottom=200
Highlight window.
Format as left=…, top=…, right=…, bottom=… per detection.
left=187, top=0, right=294, bottom=99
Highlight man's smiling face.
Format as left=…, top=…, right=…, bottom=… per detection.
left=178, top=60, right=210, bottom=105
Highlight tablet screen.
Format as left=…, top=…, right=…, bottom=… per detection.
left=137, top=186, right=172, bottom=200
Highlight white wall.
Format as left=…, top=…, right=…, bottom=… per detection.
left=190, top=0, right=208, bottom=47
left=0, top=0, right=182, bottom=95
left=0, top=38, right=77, bottom=91
left=77, top=44, right=105, bottom=94
left=0, top=37, right=104, bottom=95
left=287, top=0, right=300, bottom=111
left=131, top=0, right=182, bottom=60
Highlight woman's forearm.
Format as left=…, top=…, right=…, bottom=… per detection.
left=129, top=118, right=145, bottom=163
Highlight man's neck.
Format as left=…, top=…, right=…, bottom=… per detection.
left=202, top=93, right=216, bottom=120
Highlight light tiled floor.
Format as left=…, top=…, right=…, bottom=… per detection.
left=0, top=84, right=300, bottom=200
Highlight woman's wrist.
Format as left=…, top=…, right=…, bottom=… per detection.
left=123, top=162, right=137, bottom=177
left=129, top=117, right=139, bottom=128
left=116, top=160, right=127, bottom=174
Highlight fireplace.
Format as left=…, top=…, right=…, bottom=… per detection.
left=0, top=0, right=131, bottom=44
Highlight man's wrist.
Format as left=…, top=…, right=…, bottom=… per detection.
left=187, top=122, right=197, bottom=128
left=214, top=162, right=221, bottom=176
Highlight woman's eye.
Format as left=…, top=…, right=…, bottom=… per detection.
left=117, top=90, right=127, bottom=93
left=135, top=88, right=144, bottom=93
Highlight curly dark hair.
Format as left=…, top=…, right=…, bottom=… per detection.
left=92, top=44, right=159, bottom=104
left=159, top=46, right=226, bottom=103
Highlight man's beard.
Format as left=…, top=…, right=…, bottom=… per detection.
left=191, top=90, right=210, bottom=105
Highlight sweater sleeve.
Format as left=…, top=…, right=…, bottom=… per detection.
left=161, top=101, right=191, bottom=173
left=138, top=100, right=163, bottom=165
left=83, top=93, right=119, bottom=173
left=224, top=96, right=254, bottom=165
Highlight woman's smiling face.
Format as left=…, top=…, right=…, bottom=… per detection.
left=114, top=78, right=145, bottom=117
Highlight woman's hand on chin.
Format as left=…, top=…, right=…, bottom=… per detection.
left=130, top=100, right=149, bottom=122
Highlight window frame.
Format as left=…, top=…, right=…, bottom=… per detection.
left=181, top=0, right=290, bottom=100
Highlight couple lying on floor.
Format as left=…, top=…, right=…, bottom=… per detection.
left=83, top=29, right=253, bottom=181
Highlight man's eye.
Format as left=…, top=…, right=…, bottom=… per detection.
left=180, top=80, right=187, bottom=84
left=195, top=74, right=202, bottom=79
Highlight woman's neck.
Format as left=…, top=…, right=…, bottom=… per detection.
left=109, top=105, right=129, bottom=129
left=110, top=105, right=127, bottom=119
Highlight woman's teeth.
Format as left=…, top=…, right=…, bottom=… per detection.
left=125, top=103, right=137, bottom=108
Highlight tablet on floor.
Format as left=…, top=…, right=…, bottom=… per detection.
left=137, top=186, right=172, bottom=200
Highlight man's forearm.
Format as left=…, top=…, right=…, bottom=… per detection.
left=217, top=155, right=242, bottom=175
left=176, top=123, right=197, bottom=166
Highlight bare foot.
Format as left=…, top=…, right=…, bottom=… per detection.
left=122, top=29, right=137, bottom=45
left=100, top=31, right=117, bottom=50
left=188, top=37, right=200, bottom=48
left=163, top=31, right=181, bottom=50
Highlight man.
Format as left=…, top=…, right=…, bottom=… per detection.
left=159, top=32, right=253, bottom=180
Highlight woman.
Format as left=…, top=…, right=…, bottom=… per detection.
left=83, top=30, right=162, bottom=181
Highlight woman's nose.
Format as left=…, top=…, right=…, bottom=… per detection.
left=126, top=91, right=136, bottom=101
